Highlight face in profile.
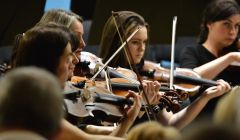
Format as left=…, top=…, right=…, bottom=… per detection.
left=127, top=26, right=148, bottom=64
left=70, top=20, right=86, bottom=63
left=56, top=43, right=76, bottom=87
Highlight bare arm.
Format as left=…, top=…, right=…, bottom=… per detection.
left=194, top=52, right=240, bottom=79
left=52, top=119, right=124, bottom=140
left=84, top=125, right=116, bottom=135
left=109, top=91, right=142, bottom=137
left=158, top=80, right=231, bottom=130
left=81, top=84, right=150, bottom=137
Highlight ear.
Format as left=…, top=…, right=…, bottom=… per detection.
left=206, top=22, right=213, bottom=30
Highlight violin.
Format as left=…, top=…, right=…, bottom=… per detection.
left=74, top=51, right=103, bottom=77
left=74, top=51, right=137, bottom=80
left=72, top=52, right=182, bottom=114
left=64, top=81, right=134, bottom=123
left=70, top=75, right=182, bottom=113
left=140, top=61, right=218, bottom=96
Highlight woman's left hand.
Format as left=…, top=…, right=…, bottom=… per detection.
left=142, top=80, right=162, bottom=105
left=202, top=79, right=231, bottom=100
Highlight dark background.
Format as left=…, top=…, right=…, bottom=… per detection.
left=0, top=0, right=219, bottom=46
left=0, top=0, right=239, bottom=64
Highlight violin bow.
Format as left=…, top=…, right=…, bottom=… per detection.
left=170, top=16, right=177, bottom=89
left=90, top=27, right=141, bottom=81
left=111, top=11, right=157, bottom=121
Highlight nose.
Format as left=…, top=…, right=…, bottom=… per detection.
left=230, top=25, right=239, bottom=35
left=80, top=38, right=86, bottom=49
left=138, top=43, right=145, bottom=52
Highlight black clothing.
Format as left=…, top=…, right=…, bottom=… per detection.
left=180, top=44, right=240, bottom=118
left=180, top=44, right=240, bottom=85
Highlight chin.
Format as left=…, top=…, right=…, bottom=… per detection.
left=68, top=73, right=74, bottom=79
left=134, top=59, right=141, bottom=64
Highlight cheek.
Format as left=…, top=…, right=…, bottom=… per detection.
left=56, top=64, right=69, bottom=85
left=127, top=45, right=136, bottom=55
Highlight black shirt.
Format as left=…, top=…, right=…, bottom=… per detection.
left=180, top=44, right=240, bottom=117
left=180, top=44, right=240, bottom=85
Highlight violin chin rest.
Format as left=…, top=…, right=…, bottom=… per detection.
left=85, top=103, right=124, bottom=123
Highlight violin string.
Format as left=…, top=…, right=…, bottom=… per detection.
left=104, top=69, right=112, bottom=92
left=112, top=11, right=133, bottom=72
left=111, top=11, right=157, bottom=121
left=90, top=27, right=141, bottom=81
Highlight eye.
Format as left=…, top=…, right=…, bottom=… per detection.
left=234, top=24, right=240, bottom=30
left=131, top=40, right=139, bottom=44
left=223, top=22, right=231, bottom=28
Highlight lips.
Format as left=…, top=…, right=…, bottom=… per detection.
left=136, top=54, right=143, bottom=58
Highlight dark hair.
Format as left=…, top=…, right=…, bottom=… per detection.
left=99, top=11, right=148, bottom=68
left=13, top=23, right=78, bottom=74
left=199, top=0, right=240, bottom=44
left=0, top=67, right=64, bottom=138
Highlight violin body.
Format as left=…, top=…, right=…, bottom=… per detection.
left=64, top=80, right=133, bottom=123
left=141, top=61, right=218, bottom=96
left=82, top=86, right=133, bottom=122
left=71, top=52, right=183, bottom=116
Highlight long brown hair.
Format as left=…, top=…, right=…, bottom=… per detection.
left=99, top=11, right=149, bottom=68
left=13, top=23, right=78, bottom=74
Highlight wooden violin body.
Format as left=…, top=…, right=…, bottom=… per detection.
left=141, top=61, right=218, bottom=96
left=64, top=81, right=133, bottom=122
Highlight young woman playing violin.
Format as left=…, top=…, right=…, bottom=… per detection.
left=37, top=9, right=164, bottom=134
left=12, top=23, right=142, bottom=140
left=180, top=0, right=240, bottom=117
left=99, top=10, right=231, bottom=129
left=180, top=0, right=240, bottom=85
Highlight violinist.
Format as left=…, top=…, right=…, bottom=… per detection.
left=180, top=0, right=240, bottom=117
left=180, top=0, right=240, bottom=85
left=99, top=10, right=231, bottom=129
left=37, top=9, right=164, bottom=133
left=12, top=23, right=141, bottom=140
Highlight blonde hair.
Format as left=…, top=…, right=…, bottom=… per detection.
left=127, top=121, right=181, bottom=140
left=214, top=86, right=240, bottom=125
left=37, top=9, right=83, bottom=28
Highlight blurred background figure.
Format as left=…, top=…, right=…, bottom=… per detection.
left=0, top=67, right=64, bottom=140
left=183, top=121, right=240, bottom=140
left=127, top=121, right=182, bottom=140
left=214, top=86, right=240, bottom=126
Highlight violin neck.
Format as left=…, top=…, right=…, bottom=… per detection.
left=110, top=81, right=171, bottom=92
left=174, top=74, right=217, bottom=86
left=111, top=82, right=139, bottom=91
left=94, top=93, right=133, bottom=106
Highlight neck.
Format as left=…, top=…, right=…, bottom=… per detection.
left=203, top=39, right=224, bottom=57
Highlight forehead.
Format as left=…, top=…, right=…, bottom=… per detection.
left=131, top=26, right=148, bottom=39
left=228, top=14, right=240, bottom=23
left=70, top=20, right=84, bottom=34
left=218, top=14, right=240, bottom=23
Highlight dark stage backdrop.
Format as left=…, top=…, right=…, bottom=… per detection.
left=88, top=0, right=210, bottom=45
